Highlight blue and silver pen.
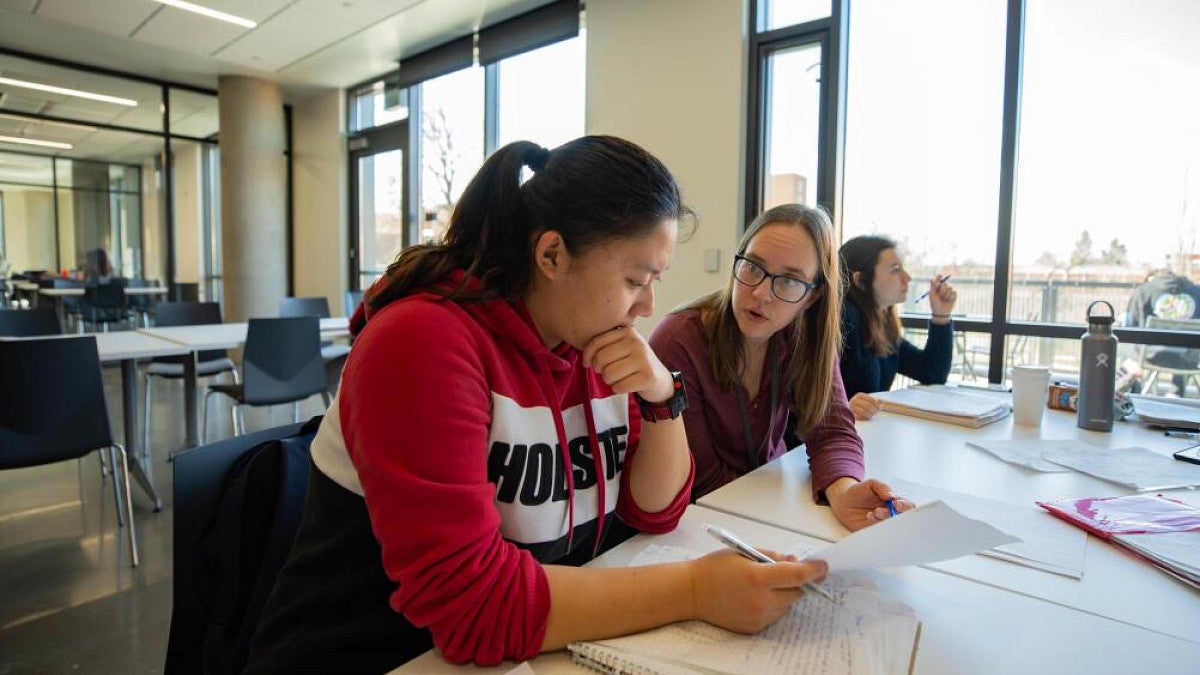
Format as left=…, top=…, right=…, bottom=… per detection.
left=704, top=524, right=835, bottom=602
left=1164, top=430, right=1199, bottom=439
left=917, top=275, right=952, bottom=302
left=885, top=499, right=899, bottom=517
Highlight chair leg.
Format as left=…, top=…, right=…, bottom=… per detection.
left=107, top=446, right=125, bottom=528
left=321, top=391, right=332, bottom=408
left=142, top=373, right=153, bottom=464
left=98, top=443, right=111, bottom=477
left=202, top=390, right=217, bottom=445
left=112, top=445, right=140, bottom=568
left=293, top=401, right=300, bottom=423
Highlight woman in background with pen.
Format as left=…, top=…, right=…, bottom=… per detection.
left=838, top=235, right=957, bottom=420
left=245, top=138, right=828, bottom=673
left=649, top=204, right=912, bottom=530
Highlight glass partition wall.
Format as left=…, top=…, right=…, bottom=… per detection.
left=0, top=49, right=219, bottom=294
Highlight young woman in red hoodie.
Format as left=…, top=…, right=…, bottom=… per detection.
left=246, top=136, right=827, bottom=672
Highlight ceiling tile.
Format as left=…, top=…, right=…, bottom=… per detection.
left=215, top=5, right=366, bottom=72
left=0, top=0, right=38, bottom=12
left=132, top=10, right=247, bottom=56
left=35, top=0, right=160, bottom=38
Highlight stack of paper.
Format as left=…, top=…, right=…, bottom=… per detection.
left=1129, top=394, right=1200, bottom=430
left=1038, top=495, right=1200, bottom=591
left=872, top=385, right=1011, bottom=428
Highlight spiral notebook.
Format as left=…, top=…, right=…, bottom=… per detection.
left=567, top=575, right=921, bottom=675
left=872, top=385, right=1011, bottom=428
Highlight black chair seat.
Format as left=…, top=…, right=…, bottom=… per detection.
left=147, top=357, right=237, bottom=379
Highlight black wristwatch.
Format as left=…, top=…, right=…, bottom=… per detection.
left=635, top=371, right=688, bottom=422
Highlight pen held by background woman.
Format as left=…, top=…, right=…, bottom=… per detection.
left=917, top=275, right=952, bottom=303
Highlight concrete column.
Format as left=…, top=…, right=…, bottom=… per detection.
left=217, top=75, right=286, bottom=321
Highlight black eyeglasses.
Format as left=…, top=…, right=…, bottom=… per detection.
left=732, top=255, right=820, bottom=304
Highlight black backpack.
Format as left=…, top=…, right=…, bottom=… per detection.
left=181, top=417, right=320, bottom=674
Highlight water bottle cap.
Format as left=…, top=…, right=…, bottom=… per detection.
left=1085, top=300, right=1115, bottom=326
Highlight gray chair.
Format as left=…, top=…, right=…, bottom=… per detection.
left=278, top=296, right=351, bottom=361
left=0, top=336, right=139, bottom=566
left=0, top=307, right=61, bottom=336
left=204, top=317, right=331, bottom=440
left=143, top=302, right=240, bottom=455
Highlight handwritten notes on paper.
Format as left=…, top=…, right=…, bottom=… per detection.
left=576, top=574, right=919, bottom=675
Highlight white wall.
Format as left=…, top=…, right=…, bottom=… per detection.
left=291, top=88, right=348, bottom=314
left=586, top=0, right=747, bottom=330
left=1, top=188, right=57, bottom=272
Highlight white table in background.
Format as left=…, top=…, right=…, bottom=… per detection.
left=398, top=505, right=1200, bottom=674
left=136, top=317, right=350, bottom=448
left=698, top=406, right=1200, bottom=643
left=38, top=285, right=169, bottom=327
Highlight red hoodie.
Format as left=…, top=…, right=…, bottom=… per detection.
left=304, top=272, right=693, bottom=665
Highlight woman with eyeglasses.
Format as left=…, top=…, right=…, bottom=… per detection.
left=649, top=204, right=910, bottom=530
left=838, top=235, right=957, bottom=420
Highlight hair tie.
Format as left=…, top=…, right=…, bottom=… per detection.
left=523, top=146, right=550, bottom=171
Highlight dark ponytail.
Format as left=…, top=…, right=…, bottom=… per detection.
left=370, top=135, right=689, bottom=310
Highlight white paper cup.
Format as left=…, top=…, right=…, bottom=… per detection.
left=1011, top=365, right=1051, bottom=426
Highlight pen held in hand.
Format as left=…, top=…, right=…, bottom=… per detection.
left=885, top=499, right=899, bottom=518
left=704, top=524, right=836, bottom=602
left=917, top=275, right=952, bottom=302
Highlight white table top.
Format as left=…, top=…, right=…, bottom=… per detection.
left=138, top=317, right=350, bottom=350
left=398, top=506, right=1200, bottom=674
left=698, top=406, right=1200, bottom=643
left=0, top=331, right=189, bottom=361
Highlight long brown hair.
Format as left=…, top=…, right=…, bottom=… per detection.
left=839, top=235, right=901, bottom=356
left=368, top=136, right=688, bottom=309
left=687, top=204, right=842, bottom=434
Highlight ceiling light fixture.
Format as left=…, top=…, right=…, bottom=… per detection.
left=150, top=0, right=257, bottom=29
left=0, top=76, right=138, bottom=107
left=0, top=134, right=73, bottom=150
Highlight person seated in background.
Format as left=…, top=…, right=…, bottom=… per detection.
left=83, top=248, right=112, bottom=282
left=1120, top=268, right=1200, bottom=396
left=649, top=203, right=912, bottom=528
left=838, top=235, right=957, bottom=420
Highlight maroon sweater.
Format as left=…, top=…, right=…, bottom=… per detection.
left=649, top=309, right=864, bottom=500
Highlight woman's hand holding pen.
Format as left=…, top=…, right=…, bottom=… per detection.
left=825, top=477, right=915, bottom=531
left=927, top=275, right=957, bottom=323
left=690, top=549, right=827, bottom=634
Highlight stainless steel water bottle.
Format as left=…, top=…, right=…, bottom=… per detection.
left=1077, top=300, right=1118, bottom=431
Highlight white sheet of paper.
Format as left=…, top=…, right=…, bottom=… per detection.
left=888, top=478, right=1086, bottom=578
left=810, top=500, right=1021, bottom=572
left=966, top=439, right=1082, bottom=472
left=1041, top=445, right=1200, bottom=491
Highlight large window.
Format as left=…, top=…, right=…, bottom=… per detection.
left=761, top=41, right=823, bottom=209
left=1014, top=0, right=1200, bottom=325
left=349, top=14, right=585, bottom=286
left=752, top=0, right=1200, bottom=390
left=420, top=67, right=485, bottom=245
left=497, top=35, right=586, bottom=149
left=841, top=0, right=1007, bottom=321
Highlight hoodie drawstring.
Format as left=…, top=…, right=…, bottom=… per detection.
left=533, top=358, right=577, bottom=551
left=581, top=369, right=606, bottom=557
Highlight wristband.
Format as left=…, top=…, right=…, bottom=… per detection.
left=634, top=371, right=688, bottom=422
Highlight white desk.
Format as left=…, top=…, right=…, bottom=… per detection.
left=137, top=317, right=350, bottom=447
left=698, top=407, right=1200, bottom=643
left=398, top=505, right=1200, bottom=674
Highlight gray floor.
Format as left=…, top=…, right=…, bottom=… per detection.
left=0, top=363, right=329, bottom=675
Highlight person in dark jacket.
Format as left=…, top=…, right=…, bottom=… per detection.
left=1121, top=269, right=1200, bottom=396
left=838, top=236, right=956, bottom=420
